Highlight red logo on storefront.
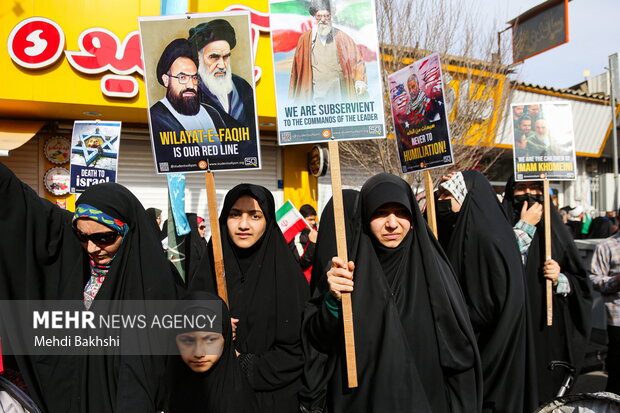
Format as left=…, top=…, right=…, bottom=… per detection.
left=8, top=9, right=270, bottom=99
left=8, top=17, right=143, bottom=98
left=8, top=17, right=65, bottom=69
left=65, top=28, right=143, bottom=75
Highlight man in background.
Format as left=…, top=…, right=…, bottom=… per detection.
left=589, top=211, right=620, bottom=394
left=290, top=204, right=318, bottom=283
left=588, top=211, right=617, bottom=239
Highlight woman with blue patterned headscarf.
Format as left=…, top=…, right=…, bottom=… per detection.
left=0, top=162, right=178, bottom=413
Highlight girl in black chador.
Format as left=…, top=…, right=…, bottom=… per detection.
left=191, top=184, right=309, bottom=412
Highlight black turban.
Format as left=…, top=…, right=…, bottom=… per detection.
left=189, top=19, right=236, bottom=52
left=156, top=38, right=198, bottom=86
left=308, top=0, right=331, bottom=16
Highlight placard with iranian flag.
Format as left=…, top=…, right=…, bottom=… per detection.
left=276, top=200, right=310, bottom=243
left=269, top=0, right=386, bottom=145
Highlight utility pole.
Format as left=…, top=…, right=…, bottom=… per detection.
left=609, top=53, right=619, bottom=211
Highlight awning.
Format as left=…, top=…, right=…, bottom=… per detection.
left=0, top=120, right=45, bottom=156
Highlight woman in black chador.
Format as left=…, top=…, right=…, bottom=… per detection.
left=502, top=176, right=592, bottom=403
left=190, top=184, right=309, bottom=412
left=167, top=291, right=259, bottom=413
left=0, top=162, right=178, bottom=412
left=435, top=170, right=538, bottom=412
left=301, top=173, right=481, bottom=412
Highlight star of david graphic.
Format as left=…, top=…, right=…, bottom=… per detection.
left=71, top=129, right=119, bottom=166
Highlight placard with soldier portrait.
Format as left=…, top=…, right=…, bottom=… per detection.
left=389, top=53, right=453, bottom=173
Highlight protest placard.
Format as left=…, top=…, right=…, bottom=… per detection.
left=511, top=101, right=577, bottom=181
left=139, top=12, right=261, bottom=174
left=69, top=121, right=121, bottom=193
left=389, top=53, right=453, bottom=173
left=269, top=0, right=385, bottom=145
left=511, top=101, right=577, bottom=325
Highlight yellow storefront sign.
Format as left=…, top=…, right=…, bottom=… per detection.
left=0, top=0, right=276, bottom=123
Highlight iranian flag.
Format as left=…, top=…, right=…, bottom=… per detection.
left=276, top=200, right=310, bottom=243
left=270, top=0, right=378, bottom=61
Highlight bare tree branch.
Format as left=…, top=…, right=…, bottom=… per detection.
left=339, top=0, right=518, bottom=191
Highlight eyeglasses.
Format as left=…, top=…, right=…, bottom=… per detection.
left=72, top=224, right=120, bottom=246
left=167, top=73, right=199, bottom=84
left=198, top=225, right=206, bottom=230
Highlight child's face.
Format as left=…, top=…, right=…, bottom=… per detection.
left=176, top=331, right=225, bottom=373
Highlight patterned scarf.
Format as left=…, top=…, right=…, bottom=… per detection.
left=439, top=172, right=468, bottom=206
left=74, top=204, right=128, bottom=309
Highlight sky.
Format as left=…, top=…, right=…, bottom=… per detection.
left=466, top=0, right=620, bottom=89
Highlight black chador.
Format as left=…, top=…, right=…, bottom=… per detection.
left=301, top=173, right=482, bottom=412
left=167, top=291, right=259, bottom=413
left=436, top=170, right=538, bottom=412
left=502, top=175, right=592, bottom=403
left=191, top=184, right=309, bottom=412
left=0, top=162, right=178, bottom=412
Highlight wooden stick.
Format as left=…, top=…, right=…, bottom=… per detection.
left=424, top=170, right=437, bottom=238
left=327, top=140, right=358, bottom=388
left=205, top=172, right=229, bottom=306
left=543, top=180, right=553, bottom=326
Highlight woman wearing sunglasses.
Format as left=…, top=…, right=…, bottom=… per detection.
left=0, top=162, right=178, bottom=413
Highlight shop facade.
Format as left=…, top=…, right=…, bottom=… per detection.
left=0, top=0, right=319, bottom=221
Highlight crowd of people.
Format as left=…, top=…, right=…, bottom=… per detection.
left=1, top=160, right=615, bottom=412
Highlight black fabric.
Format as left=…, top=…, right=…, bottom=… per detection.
left=184, top=213, right=207, bottom=288
left=302, top=173, right=482, bottom=412
left=566, top=220, right=584, bottom=240
left=309, top=190, right=359, bottom=295
left=605, top=325, right=620, bottom=394
left=514, top=193, right=544, bottom=214
left=149, top=100, right=227, bottom=139
left=189, top=19, right=237, bottom=52
left=502, top=175, right=592, bottom=403
left=0, top=162, right=179, bottom=413
left=167, top=291, right=258, bottom=413
left=161, top=213, right=207, bottom=288
left=145, top=207, right=163, bottom=241
left=145, top=207, right=161, bottom=225
left=156, top=39, right=198, bottom=86
left=438, top=170, right=538, bottom=412
left=190, top=184, right=309, bottom=412
left=289, top=227, right=315, bottom=270
left=299, top=190, right=360, bottom=411
left=436, top=198, right=458, bottom=251
left=198, top=74, right=256, bottom=131
left=588, top=217, right=615, bottom=239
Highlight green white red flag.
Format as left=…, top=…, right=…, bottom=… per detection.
left=276, top=200, right=309, bottom=243
left=270, top=0, right=377, bottom=60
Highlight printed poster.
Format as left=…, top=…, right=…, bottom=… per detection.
left=388, top=53, right=453, bottom=173
left=69, top=121, right=121, bottom=193
left=511, top=101, right=576, bottom=181
left=139, top=12, right=261, bottom=173
left=269, top=0, right=386, bottom=144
